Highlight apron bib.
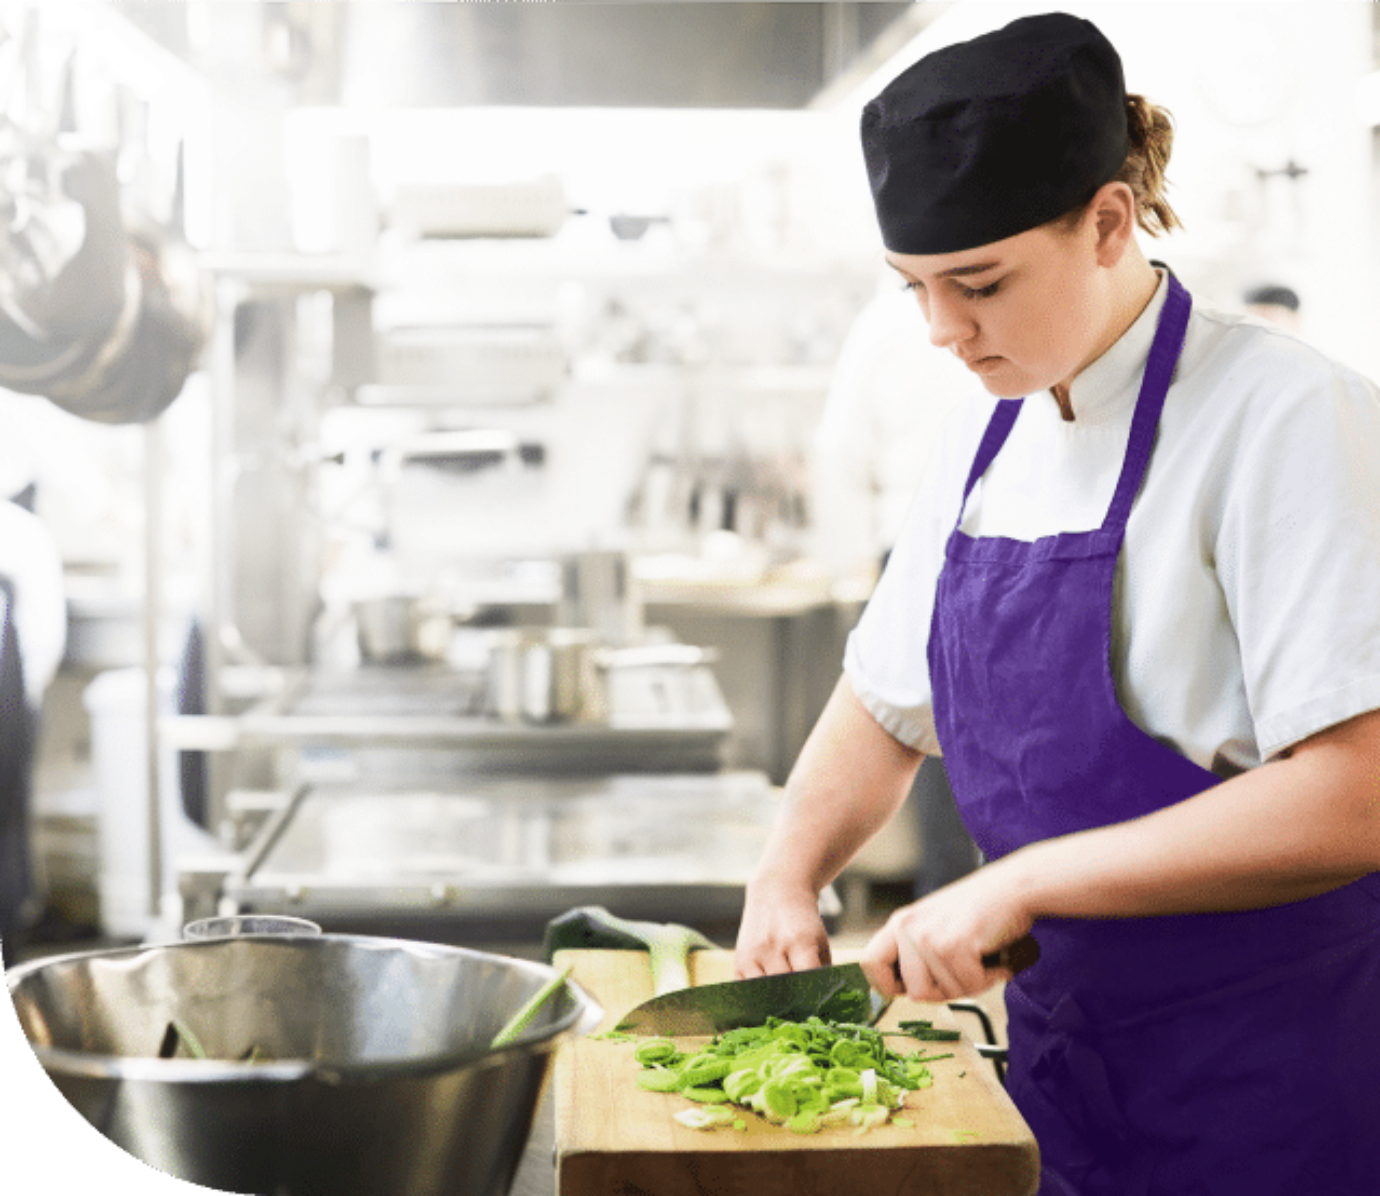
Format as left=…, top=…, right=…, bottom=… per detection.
left=927, top=274, right=1380, bottom=1194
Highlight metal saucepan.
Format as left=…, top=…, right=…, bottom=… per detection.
left=485, top=627, right=602, bottom=723
left=5, top=922, right=601, bottom=1195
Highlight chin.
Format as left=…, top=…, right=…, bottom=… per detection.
left=979, top=376, right=1032, bottom=399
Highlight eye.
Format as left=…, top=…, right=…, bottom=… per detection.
left=957, top=280, right=1000, bottom=300
left=898, top=277, right=1001, bottom=300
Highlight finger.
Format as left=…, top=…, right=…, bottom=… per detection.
left=786, top=940, right=830, bottom=972
left=919, top=950, right=971, bottom=1002
left=928, top=935, right=1008, bottom=999
left=886, top=930, right=944, bottom=1003
left=859, top=931, right=905, bottom=998
left=734, top=953, right=767, bottom=979
left=893, top=927, right=990, bottom=1002
left=736, top=933, right=825, bottom=979
left=734, top=940, right=791, bottom=979
left=946, top=954, right=1001, bottom=1000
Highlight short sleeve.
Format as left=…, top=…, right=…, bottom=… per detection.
left=843, top=401, right=984, bottom=754
left=1215, top=345, right=1380, bottom=757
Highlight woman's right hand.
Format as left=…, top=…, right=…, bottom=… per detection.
left=733, top=874, right=832, bottom=978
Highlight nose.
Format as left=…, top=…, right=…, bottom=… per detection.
left=924, top=290, right=976, bottom=352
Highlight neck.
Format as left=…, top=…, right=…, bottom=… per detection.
left=1049, top=249, right=1161, bottom=421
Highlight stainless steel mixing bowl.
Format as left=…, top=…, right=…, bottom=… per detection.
left=6, top=930, right=600, bottom=1195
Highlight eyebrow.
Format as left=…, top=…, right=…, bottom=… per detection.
left=938, top=262, right=1001, bottom=278
left=885, top=258, right=1001, bottom=281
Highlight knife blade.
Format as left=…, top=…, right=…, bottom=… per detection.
left=613, top=934, right=1040, bottom=1037
left=615, top=962, right=889, bottom=1036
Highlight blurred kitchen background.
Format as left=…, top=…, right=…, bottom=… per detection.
left=4, top=0, right=1378, bottom=962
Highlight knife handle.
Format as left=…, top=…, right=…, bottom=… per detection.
left=980, top=933, right=1040, bottom=975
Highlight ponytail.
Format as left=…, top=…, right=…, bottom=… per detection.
left=1117, top=94, right=1182, bottom=236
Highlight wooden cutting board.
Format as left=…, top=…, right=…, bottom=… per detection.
left=552, top=949, right=1039, bottom=1196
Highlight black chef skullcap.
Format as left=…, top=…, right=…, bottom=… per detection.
left=862, top=12, right=1129, bottom=255
left=1243, top=283, right=1300, bottom=312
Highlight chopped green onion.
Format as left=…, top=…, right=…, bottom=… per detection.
left=619, top=1014, right=941, bottom=1135
left=633, top=1038, right=680, bottom=1066
left=636, top=1068, right=685, bottom=1094
left=683, top=1085, right=732, bottom=1104
left=674, top=1106, right=736, bottom=1130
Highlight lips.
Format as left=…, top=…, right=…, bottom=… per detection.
left=961, top=355, right=1004, bottom=375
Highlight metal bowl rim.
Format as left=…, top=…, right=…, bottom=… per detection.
left=6, top=932, right=601, bottom=1080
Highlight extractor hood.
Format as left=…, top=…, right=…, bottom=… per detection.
left=113, top=1, right=932, bottom=110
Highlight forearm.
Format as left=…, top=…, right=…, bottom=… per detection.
left=1009, top=709, right=1380, bottom=922
left=749, top=675, right=922, bottom=898
left=739, top=676, right=921, bottom=976
left=860, top=708, right=1380, bottom=1001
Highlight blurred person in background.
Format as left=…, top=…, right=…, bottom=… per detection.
left=0, top=434, right=66, bottom=964
left=1242, top=281, right=1301, bottom=332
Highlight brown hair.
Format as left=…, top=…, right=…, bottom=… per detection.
left=1059, top=94, right=1182, bottom=236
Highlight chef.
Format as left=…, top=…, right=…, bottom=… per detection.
left=735, top=12, right=1380, bottom=1194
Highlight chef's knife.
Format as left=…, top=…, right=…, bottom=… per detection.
left=616, top=962, right=887, bottom=1037
left=615, top=934, right=1040, bottom=1037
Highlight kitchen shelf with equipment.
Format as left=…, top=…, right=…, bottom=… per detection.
left=161, top=645, right=773, bottom=940
left=124, top=166, right=882, bottom=945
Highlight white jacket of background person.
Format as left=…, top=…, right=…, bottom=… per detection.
left=0, top=499, right=66, bottom=709
left=810, top=283, right=977, bottom=576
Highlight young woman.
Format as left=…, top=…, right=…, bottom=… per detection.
left=735, top=13, right=1380, bottom=1194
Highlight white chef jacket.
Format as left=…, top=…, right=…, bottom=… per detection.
left=845, top=269, right=1380, bottom=775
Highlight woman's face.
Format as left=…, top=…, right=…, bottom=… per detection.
left=885, top=216, right=1112, bottom=400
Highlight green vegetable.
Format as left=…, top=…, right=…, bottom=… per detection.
left=674, top=1106, right=736, bottom=1130
left=489, top=961, right=574, bottom=1050
left=815, top=987, right=870, bottom=1024
left=169, top=1018, right=208, bottom=1060
left=680, top=1056, right=732, bottom=1087
left=158, top=1018, right=276, bottom=1063
left=897, top=1018, right=962, bottom=1042
left=723, top=1068, right=762, bottom=1102
left=683, top=1085, right=732, bottom=1104
left=636, top=1068, right=685, bottom=1093
left=623, top=1015, right=938, bottom=1134
left=633, top=1039, right=681, bottom=1066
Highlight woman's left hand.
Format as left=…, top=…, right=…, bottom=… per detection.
left=859, top=857, right=1035, bottom=1001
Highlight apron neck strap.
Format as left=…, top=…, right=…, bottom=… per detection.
left=1102, top=271, right=1192, bottom=532
left=960, top=398, right=1022, bottom=505
left=954, top=270, right=1193, bottom=532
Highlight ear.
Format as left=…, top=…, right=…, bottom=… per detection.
left=1089, top=182, right=1137, bottom=267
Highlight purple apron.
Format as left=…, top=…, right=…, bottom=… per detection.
left=928, top=273, right=1380, bottom=1195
